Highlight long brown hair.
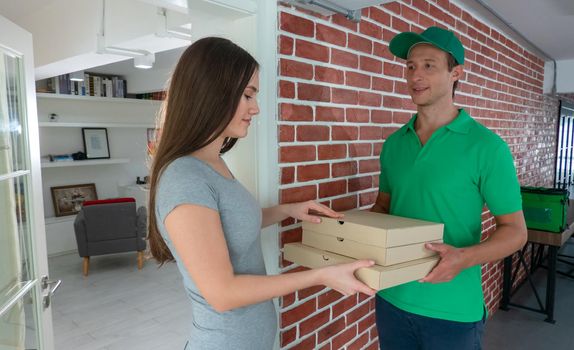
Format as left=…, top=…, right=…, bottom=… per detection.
left=148, top=37, right=259, bottom=264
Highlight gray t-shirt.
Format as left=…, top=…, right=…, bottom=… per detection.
left=156, top=156, right=277, bottom=349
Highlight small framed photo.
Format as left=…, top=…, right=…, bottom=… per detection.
left=147, top=128, right=158, bottom=157
left=82, top=128, right=110, bottom=159
left=51, top=183, right=98, bottom=217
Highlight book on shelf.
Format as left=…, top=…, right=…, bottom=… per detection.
left=130, top=91, right=166, bottom=101
left=48, top=154, right=74, bottom=162
left=35, top=73, right=128, bottom=98
left=58, top=75, right=70, bottom=95
left=84, top=73, right=90, bottom=96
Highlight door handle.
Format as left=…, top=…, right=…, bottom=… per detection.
left=41, top=275, right=62, bottom=309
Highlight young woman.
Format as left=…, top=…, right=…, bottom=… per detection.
left=148, top=37, right=375, bottom=350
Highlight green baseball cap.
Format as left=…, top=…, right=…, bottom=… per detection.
left=389, top=26, right=464, bottom=65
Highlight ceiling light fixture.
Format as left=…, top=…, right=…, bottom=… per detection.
left=96, top=34, right=156, bottom=70
left=96, top=0, right=156, bottom=69
left=133, top=53, right=155, bottom=69
left=156, top=8, right=192, bottom=41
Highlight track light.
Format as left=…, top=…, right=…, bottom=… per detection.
left=96, top=2, right=156, bottom=70
left=133, top=53, right=155, bottom=69
left=156, top=8, right=192, bottom=41
left=96, top=34, right=156, bottom=69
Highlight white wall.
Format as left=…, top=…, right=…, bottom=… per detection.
left=556, top=59, right=574, bottom=94
left=219, top=15, right=259, bottom=195
left=543, top=59, right=574, bottom=94
left=543, top=60, right=555, bottom=95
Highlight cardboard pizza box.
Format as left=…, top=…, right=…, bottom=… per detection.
left=302, top=210, right=443, bottom=248
left=302, top=229, right=441, bottom=266
left=284, top=243, right=439, bottom=290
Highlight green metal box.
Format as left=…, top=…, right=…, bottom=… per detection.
left=520, top=187, right=569, bottom=233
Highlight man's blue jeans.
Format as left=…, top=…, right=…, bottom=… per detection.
left=376, top=295, right=485, bottom=350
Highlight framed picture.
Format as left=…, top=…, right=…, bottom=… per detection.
left=82, top=128, right=110, bottom=159
left=146, top=128, right=158, bottom=157
left=51, top=183, right=98, bottom=217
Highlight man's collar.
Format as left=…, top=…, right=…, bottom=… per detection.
left=403, top=114, right=417, bottom=134
left=446, top=109, right=472, bottom=134
left=402, top=109, right=471, bottom=135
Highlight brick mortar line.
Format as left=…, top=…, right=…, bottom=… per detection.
left=278, top=7, right=546, bottom=94
left=278, top=74, right=547, bottom=112
left=280, top=292, right=372, bottom=331
left=315, top=319, right=374, bottom=349
left=280, top=4, right=545, bottom=79
left=280, top=180, right=380, bottom=193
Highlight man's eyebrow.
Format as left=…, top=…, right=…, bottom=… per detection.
left=406, top=58, right=438, bottom=63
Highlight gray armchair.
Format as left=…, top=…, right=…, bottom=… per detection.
left=73, top=197, right=147, bottom=276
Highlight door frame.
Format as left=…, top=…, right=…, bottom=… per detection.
left=554, top=100, right=574, bottom=189
left=0, top=15, right=54, bottom=350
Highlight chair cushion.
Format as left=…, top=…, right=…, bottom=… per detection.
left=83, top=197, right=135, bottom=206
left=83, top=201, right=138, bottom=241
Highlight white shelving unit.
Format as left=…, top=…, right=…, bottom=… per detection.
left=39, top=122, right=154, bottom=128
left=36, top=93, right=161, bottom=125
left=38, top=92, right=161, bottom=256
left=41, top=158, right=130, bottom=168
left=36, top=92, right=161, bottom=105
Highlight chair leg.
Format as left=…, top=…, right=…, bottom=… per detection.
left=83, top=257, right=90, bottom=276
left=137, top=251, right=144, bottom=270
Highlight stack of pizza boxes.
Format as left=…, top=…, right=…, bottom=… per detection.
left=284, top=210, right=444, bottom=290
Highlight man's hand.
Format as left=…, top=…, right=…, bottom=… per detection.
left=419, top=242, right=468, bottom=283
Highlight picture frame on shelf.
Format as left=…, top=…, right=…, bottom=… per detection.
left=147, top=128, right=158, bottom=157
left=51, top=183, right=98, bottom=217
left=82, top=128, right=110, bottom=159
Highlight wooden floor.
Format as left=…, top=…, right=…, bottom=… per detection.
left=484, top=239, right=574, bottom=350
left=49, top=252, right=191, bottom=350
left=49, top=242, right=574, bottom=350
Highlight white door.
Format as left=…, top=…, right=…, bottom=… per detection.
left=0, top=15, right=56, bottom=350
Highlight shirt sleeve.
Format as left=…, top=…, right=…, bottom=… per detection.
left=479, top=142, right=522, bottom=216
left=156, top=168, right=218, bottom=224
left=379, top=142, right=390, bottom=193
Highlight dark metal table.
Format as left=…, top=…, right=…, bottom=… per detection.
left=500, top=223, right=574, bottom=323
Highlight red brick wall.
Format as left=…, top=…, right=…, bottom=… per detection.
left=277, top=1, right=559, bottom=348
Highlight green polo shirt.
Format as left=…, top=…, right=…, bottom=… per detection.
left=378, top=108, right=522, bottom=322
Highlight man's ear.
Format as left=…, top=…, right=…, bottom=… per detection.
left=451, top=65, right=464, bottom=82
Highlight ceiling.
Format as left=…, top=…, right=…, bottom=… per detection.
left=287, top=0, right=574, bottom=61
left=1, top=0, right=573, bottom=68
left=0, top=0, right=58, bottom=24
left=466, top=0, right=574, bottom=60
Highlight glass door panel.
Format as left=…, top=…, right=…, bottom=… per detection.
left=0, top=40, right=42, bottom=349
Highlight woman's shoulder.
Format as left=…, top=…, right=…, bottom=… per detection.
left=156, top=156, right=220, bottom=216
left=162, top=156, right=209, bottom=179
left=157, top=157, right=214, bottom=195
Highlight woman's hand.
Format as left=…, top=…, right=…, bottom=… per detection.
left=285, top=200, right=344, bottom=223
left=319, top=259, right=377, bottom=296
